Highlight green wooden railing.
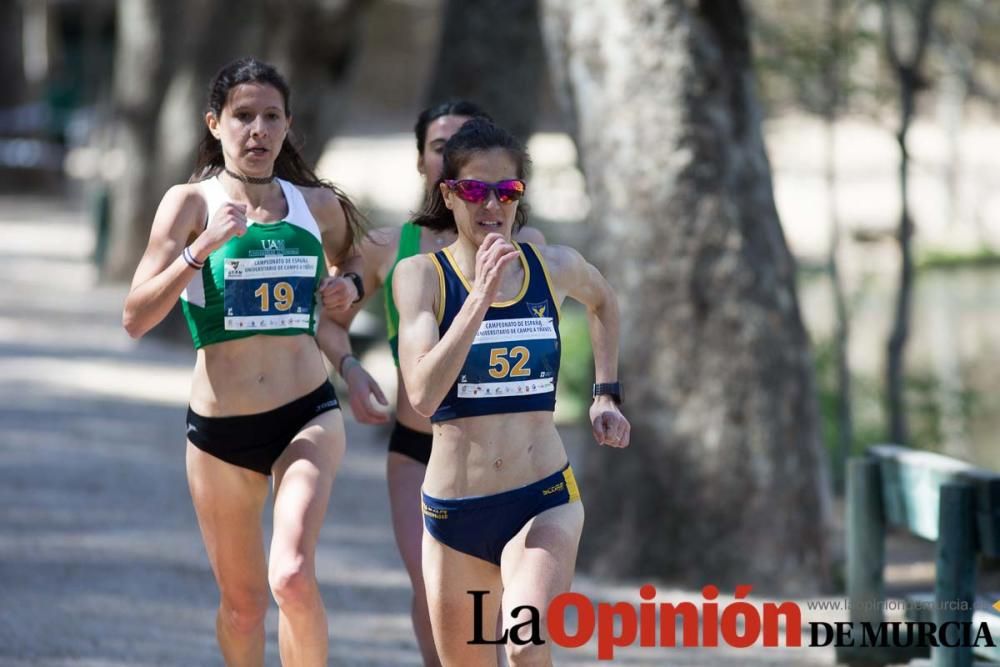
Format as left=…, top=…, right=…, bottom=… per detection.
left=838, top=444, right=1000, bottom=667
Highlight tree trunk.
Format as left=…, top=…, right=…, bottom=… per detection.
left=886, top=120, right=914, bottom=446
left=426, top=0, right=546, bottom=142
left=825, top=115, right=853, bottom=493
left=882, top=0, right=938, bottom=446
left=541, top=0, right=831, bottom=594
left=102, top=0, right=174, bottom=282
left=823, top=0, right=852, bottom=494
left=264, top=0, right=370, bottom=166
left=0, top=2, right=26, bottom=107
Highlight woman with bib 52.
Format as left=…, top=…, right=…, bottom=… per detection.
left=393, top=118, right=630, bottom=667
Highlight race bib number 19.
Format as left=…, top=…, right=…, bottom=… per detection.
left=223, top=255, right=318, bottom=330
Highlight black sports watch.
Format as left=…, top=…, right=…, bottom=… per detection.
left=592, top=382, right=624, bottom=405
left=342, top=272, right=364, bottom=304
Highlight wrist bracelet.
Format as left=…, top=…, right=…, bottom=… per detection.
left=338, top=353, right=357, bottom=376
left=182, top=246, right=204, bottom=270
left=342, top=272, right=364, bottom=304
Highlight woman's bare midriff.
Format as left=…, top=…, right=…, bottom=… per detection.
left=188, top=334, right=329, bottom=416
left=422, top=411, right=568, bottom=498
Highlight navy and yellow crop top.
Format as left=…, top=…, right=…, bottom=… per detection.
left=427, top=242, right=561, bottom=423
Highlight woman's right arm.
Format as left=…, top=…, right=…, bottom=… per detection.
left=394, top=233, right=518, bottom=417
left=122, top=185, right=243, bottom=338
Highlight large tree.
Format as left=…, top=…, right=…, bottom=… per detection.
left=102, top=0, right=176, bottom=282
left=542, top=0, right=832, bottom=593
left=425, top=0, right=546, bottom=142
left=263, top=0, right=369, bottom=166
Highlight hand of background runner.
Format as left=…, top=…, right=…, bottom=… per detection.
left=196, top=203, right=247, bottom=257
left=317, top=275, right=358, bottom=313
left=590, top=397, right=631, bottom=448
left=342, top=359, right=391, bottom=424
left=471, top=232, right=519, bottom=303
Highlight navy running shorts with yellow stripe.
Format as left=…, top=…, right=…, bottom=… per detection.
left=421, top=463, right=581, bottom=565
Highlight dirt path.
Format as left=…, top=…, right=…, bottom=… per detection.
left=0, top=195, right=841, bottom=665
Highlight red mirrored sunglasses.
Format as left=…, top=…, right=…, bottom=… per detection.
left=444, top=179, right=526, bottom=204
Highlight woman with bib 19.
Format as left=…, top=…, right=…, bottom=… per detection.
left=122, top=57, right=364, bottom=666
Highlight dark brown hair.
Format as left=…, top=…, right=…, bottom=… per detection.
left=190, top=57, right=366, bottom=260
left=414, top=100, right=492, bottom=155
left=412, top=118, right=531, bottom=232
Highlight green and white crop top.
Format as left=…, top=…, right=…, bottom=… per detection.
left=180, top=176, right=326, bottom=349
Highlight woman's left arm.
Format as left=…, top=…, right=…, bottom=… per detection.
left=545, top=245, right=631, bottom=449
left=307, top=186, right=364, bottom=312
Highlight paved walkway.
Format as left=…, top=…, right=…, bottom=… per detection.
left=0, top=195, right=841, bottom=665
